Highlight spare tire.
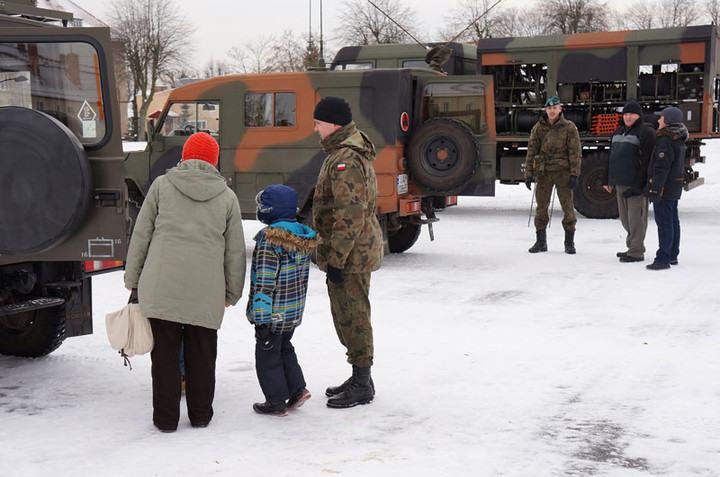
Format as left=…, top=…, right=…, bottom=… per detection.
left=0, top=107, right=92, bottom=255
left=574, top=150, right=619, bottom=219
left=407, top=117, right=480, bottom=193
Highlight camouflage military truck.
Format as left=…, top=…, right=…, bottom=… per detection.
left=0, top=2, right=128, bottom=357
left=479, top=25, right=720, bottom=218
left=334, top=25, right=720, bottom=218
left=124, top=68, right=496, bottom=254
left=331, top=42, right=477, bottom=75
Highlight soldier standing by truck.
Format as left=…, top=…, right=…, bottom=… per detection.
left=603, top=101, right=656, bottom=263
left=525, top=96, right=582, bottom=254
left=311, top=96, right=384, bottom=409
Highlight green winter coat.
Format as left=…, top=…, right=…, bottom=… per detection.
left=313, top=122, right=384, bottom=274
left=124, top=160, right=246, bottom=330
left=525, top=112, right=582, bottom=179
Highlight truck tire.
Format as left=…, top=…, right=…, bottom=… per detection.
left=407, top=118, right=479, bottom=193
left=0, top=305, right=65, bottom=357
left=388, top=223, right=421, bottom=253
left=0, top=107, right=92, bottom=255
left=574, top=150, right=619, bottom=219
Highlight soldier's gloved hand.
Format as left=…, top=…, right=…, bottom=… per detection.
left=567, top=175, right=579, bottom=190
left=255, top=324, right=273, bottom=351
left=525, top=178, right=533, bottom=191
left=326, top=265, right=344, bottom=284
left=622, top=187, right=641, bottom=198
left=128, top=288, right=139, bottom=304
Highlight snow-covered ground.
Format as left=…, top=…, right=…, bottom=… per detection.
left=2, top=142, right=719, bottom=477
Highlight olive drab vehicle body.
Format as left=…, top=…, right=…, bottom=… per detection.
left=0, top=3, right=128, bottom=357
left=331, top=42, right=478, bottom=75
left=124, top=68, right=496, bottom=254
left=478, top=25, right=720, bottom=217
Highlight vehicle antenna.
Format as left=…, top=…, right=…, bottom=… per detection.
left=366, top=0, right=426, bottom=48
left=445, top=0, right=504, bottom=46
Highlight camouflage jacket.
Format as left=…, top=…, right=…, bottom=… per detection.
left=525, top=112, right=582, bottom=179
left=312, top=122, right=384, bottom=274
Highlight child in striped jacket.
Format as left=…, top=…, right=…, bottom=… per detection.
left=247, top=184, right=320, bottom=416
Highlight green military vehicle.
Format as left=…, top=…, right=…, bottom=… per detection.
left=331, top=42, right=478, bottom=75
left=124, top=68, right=496, bottom=254
left=479, top=25, right=720, bottom=218
left=332, top=25, right=720, bottom=218
left=0, top=2, right=128, bottom=357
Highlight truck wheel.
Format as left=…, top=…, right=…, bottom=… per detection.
left=574, top=151, right=619, bottom=219
left=0, top=306, right=66, bottom=357
left=0, top=107, right=92, bottom=255
left=407, top=118, right=479, bottom=193
left=388, top=223, right=421, bottom=253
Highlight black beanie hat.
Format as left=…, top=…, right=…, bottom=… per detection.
left=313, top=96, right=352, bottom=126
left=622, top=100, right=643, bottom=116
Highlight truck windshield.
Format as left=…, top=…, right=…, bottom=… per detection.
left=0, top=41, right=107, bottom=145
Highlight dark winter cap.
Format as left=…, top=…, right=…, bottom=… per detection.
left=182, top=132, right=219, bottom=166
left=544, top=96, right=561, bottom=107
left=256, top=184, right=298, bottom=225
left=622, top=100, right=643, bottom=116
left=654, top=106, right=683, bottom=124
left=313, top=96, right=352, bottom=126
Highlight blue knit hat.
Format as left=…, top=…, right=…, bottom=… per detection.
left=255, top=184, right=298, bottom=225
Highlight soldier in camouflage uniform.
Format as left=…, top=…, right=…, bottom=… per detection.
left=312, top=96, right=384, bottom=409
left=524, top=96, right=582, bottom=254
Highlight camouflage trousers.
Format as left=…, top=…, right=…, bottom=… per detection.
left=326, top=272, right=374, bottom=368
left=534, top=169, right=576, bottom=231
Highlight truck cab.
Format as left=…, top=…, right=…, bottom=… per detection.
left=125, top=68, right=496, bottom=253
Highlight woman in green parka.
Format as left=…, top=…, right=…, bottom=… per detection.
left=124, top=132, right=246, bottom=433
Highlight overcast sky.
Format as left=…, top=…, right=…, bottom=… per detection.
left=71, top=0, right=624, bottom=72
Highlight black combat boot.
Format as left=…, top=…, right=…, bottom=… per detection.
left=326, top=366, right=374, bottom=408
left=564, top=230, right=576, bottom=254
left=528, top=230, right=547, bottom=253
left=325, top=366, right=375, bottom=397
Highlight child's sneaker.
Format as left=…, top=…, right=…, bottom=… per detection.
left=253, top=401, right=288, bottom=416
left=287, top=388, right=311, bottom=410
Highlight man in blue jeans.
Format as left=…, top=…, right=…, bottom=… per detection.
left=645, top=106, right=688, bottom=270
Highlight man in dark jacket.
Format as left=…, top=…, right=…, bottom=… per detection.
left=603, top=100, right=656, bottom=262
left=525, top=96, right=582, bottom=254
left=645, top=106, right=688, bottom=270
left=312, top=96, right=384, bottom=408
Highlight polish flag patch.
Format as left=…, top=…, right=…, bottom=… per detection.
left=337, top=163, right=346, bottom=171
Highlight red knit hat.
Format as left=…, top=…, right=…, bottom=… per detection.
left=182, top=132, right=219, bottom=166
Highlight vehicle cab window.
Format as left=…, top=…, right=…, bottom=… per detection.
left=0, top=41, right=109, bottom=145
left=159, top=102, right=220, bottom=137
left=244, top=92, right=295, bottom=127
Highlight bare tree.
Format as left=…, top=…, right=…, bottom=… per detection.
left=657, top=0, right=699, bottom=27
left=110, top=0, right=192, bottom=140
left=438, top=0, right=506, bottom=42
left=707, top=0, right=720, bottom=23
left=226, top=36, right=278, bottom=74
left=492, top=7, right=548, bottom=37
left=270, top=30, right=309, bottom=72
left=613, top=1, right=658, bottom=30
left=335, top=0, right=419, bottom=45
left=539, top=0, right=609, bottom=34
left=202, top=58, right=232, bottom=79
